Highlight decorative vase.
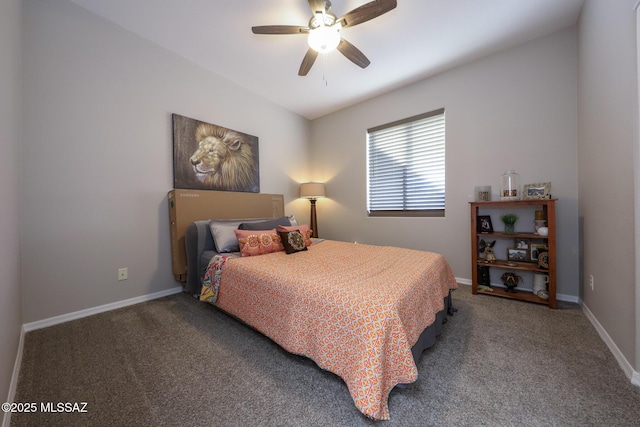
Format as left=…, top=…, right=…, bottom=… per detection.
left=534, top=210, right=547, bottom=233
left=500, top=213, right=518, bottom=235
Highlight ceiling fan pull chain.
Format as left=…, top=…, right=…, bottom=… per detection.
left=322, top=53, right=329, bottom=86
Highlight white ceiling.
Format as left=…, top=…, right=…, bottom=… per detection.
left=69, top=0, right=585, bottom=120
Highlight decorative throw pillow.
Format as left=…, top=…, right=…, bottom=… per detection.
left=277, top=224, right=313, bottom=247
left=234, top=229, right=284, bottom=257
left=210, top=217, right=289, bottom=253
left=278, top=230, right=308, bottom=254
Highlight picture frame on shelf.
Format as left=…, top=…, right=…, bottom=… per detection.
left=537, top=251, right=550, bottom=269
left=477, top=215, right=493, bottom=233
left=530, top=243, right=547, bottom=261
left=515, top=238, right=530, bottom=249
left=507, top=248, right=528, bottom=262
left=523, top=182, right=551, bottom=199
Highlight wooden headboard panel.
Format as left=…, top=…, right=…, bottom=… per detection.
left=168, top=189, right=285, bottom=281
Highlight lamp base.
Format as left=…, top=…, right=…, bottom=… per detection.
left=309, top=199, right=318, bottom=238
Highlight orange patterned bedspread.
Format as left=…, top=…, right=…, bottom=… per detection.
left=205, top=240, right=457, bottom=420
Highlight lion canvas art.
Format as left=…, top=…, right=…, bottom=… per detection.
left=172, top=114, right=259, bottom=192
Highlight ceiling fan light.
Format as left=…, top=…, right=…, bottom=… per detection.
left=308, top=26, right=340, bottom=53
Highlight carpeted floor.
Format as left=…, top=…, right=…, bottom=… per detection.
left=10, top=285, right=640, bottom=426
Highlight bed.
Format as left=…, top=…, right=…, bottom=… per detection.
left=184, top=216, right=458, bottom=420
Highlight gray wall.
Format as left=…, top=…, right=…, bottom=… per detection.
left=0, top=0, right=23, bottom=408
left=6, top=0, right=639, bottom=405
left=578, top=0, right=638, bottom=371
left=310, top=28, right=580, bottom=299
left=20, top=0, right=310, bottom=323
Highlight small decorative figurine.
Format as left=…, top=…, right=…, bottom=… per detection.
left=483, top=240, right=496, bottom=263
left=478, top=239, right=487, bottom=257
left=501, top=272, right=522, bottom=292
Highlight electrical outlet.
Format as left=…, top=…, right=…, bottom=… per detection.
left=118, top=268, right=128, bottom=281
left=589, top=274, right=594, bottom=290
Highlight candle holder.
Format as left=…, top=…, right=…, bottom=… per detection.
left=475, top=185, right=491, bottom=202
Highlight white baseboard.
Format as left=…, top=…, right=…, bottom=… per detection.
left=3, top=286, right=183, bottom=427
left=456, top=278, right=639, bottom=387
left=455, top=277, right=471, bottom=286
left=23, top=286, right=182, bottom=332
left=581, top=302, right=640, bottom=387
left=2, top=326, right=25, bottom=427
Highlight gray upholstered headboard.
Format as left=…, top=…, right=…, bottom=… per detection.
left=185, top=220, right=215, bottom=295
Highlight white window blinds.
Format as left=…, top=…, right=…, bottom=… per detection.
left=367, top=108, right=445, bottom=217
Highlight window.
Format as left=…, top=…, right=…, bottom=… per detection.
left=366, top=108, right=445, bottom=217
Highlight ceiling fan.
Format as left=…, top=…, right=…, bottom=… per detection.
left=252, top=0, right=397, bottom=76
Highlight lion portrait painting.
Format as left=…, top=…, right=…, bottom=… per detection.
left=172, top=114, right=259, bottom=192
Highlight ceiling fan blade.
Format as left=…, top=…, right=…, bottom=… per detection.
left=298, top=48, right=319, bottom=76
left=308, top=0, right=326, bottom=14
left=252, top=25, right=308, bottom=35
left=338, top=0, right=397, bottom=28
left=337, top=38, right=370, bottom=68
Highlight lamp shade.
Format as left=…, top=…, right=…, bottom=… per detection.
left=300, top=182, right=326, bottom=199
